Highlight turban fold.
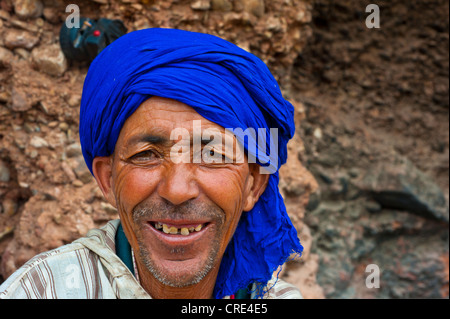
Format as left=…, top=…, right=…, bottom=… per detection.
left=79, top=28, right=303, bottom=299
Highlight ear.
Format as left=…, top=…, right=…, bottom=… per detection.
left=243, top=163, right=270, bottom=212
left=92, top=156, right=117, bottom=208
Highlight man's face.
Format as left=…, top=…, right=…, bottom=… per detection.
left=95, top=97, right=264, bottom=288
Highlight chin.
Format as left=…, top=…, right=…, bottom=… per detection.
left=136, top=234, right=221, bottom=288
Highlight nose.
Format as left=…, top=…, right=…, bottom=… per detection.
left=156, top=163, right=199, bottom=206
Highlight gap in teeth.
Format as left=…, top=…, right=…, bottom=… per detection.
left=155, top=222, right=203, bottom=235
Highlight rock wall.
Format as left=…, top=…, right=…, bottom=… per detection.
left=0, top=0, right=323, bottom=297
left=292, top=0, right=449, bottom=298
left=0, top=0, right=448, bottom=299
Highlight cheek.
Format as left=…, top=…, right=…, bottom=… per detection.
left=113, top=166, right=160, bottom=214
left=200, top=171, right=247, bottom=253
left=197, top=168, right=247, bottom=225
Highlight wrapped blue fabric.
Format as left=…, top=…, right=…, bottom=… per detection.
left=79, top=28, right=303, bottom=299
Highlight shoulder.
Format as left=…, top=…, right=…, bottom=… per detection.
left=0, top=242, right=89, bottom=298
left=0, top=220, right=121, bottom=299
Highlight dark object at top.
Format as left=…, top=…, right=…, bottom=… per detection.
left=60, top=18, right=127, bottom=62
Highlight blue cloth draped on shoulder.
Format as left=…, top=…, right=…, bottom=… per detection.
left=79, top=28, right=303, bottom=299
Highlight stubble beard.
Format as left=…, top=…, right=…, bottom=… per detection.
left=132, top=200, right=225, bottom=288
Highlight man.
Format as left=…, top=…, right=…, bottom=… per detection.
left=0, top=28, right=303, bottom=299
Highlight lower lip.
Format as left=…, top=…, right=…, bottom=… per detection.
left=144, top=222, right=210, bottom=245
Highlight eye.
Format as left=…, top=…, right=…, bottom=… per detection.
left=201, top=146, right=230, bottom=164
left=129, top=150, right=159, bottom=162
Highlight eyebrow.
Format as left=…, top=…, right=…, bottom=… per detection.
left=126, top=132, right=228, bottom=147
left=127, top=134, right=170, bottom=146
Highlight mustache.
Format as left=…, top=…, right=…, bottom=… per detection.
left=132, top=199, right=225, bottom=223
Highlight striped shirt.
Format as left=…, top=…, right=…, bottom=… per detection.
left=0, top=219, right=302, bottom=299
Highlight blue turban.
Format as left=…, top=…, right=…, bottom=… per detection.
left=79, top=28, right=303, bottom=299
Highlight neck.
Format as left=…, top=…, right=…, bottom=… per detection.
left=135, top=259, right=220, bottom=299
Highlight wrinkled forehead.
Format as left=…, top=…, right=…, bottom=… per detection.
left=118, top=97, right=229, bottom=140
left=116, top=96, right=242, bottom=152
left=121, top=96, right=223, bottom=133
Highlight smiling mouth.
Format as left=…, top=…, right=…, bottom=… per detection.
left=151, top=222, right=209, bottom=236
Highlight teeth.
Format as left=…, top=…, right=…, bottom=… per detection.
left=155, top=223, right=204, bottom=235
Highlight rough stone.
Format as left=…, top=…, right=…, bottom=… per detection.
left=13, top=130, right=29, bottom=150
left=71, top=157, right=93, bottom=184
left=60, top=161, right=76, bottom=182
left=65, top=143, right=82, bottom=158
left=211, top=0, right=232, bottom=11
left=31, top=43, right=67, bottom=77
left=14, top=0, right=43, bottom=20
left=42, top=7, right=60, bottom=24
left=67, top=94, right=81, bottom=108
left=0, top=47, right=15, bottom=68
left=100, top=202, right=117, bottom=215
left=0, top=226, right=14, bottom=241
left=29, top=136, right=48, bottom=148
left=356, top=155, right=449, bottom=223
left=72, top=179, right=84, bottom=187
left=0, top=9, right=11, bottom=21
left=10, top=18, right=39, bottom=33
left=279, top=133, right=318, bottom=198
left=241, top=0, right=265, bottom=17
left=191, top=0, right=211, bottom=10
left=4, top=28, right=40, bottom=50
left=11, top=86, right=32, bottom=112
left=0, top=160, right=11, bottom=182
left=58, top=122, right=69, bottom=132
left=13, top=48, right=30, bottom=60
left=2, top=198, right=18, bottom=216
